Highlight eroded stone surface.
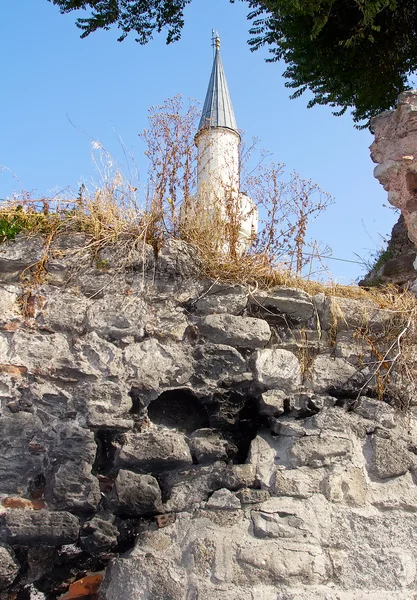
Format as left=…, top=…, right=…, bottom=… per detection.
left=0, top=236, right=415, bottom=599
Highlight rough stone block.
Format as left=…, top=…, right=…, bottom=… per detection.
left=253, top=349, right=302, bottom=392
left=199, top=314, right=271, bottom=348
left=272, top=467, right=323, bottom=499
left=236, top=542, right=327, bottom=585
left=322, top=467, right=367, bottom=506
left=0, top=412, right=46, bottom=495
left=86, top=295, right=149, bottom=340
left=309, top=355, right=357, bottom=393
left=114, top=430, right=193, bottom=472
left=40, top=292, right=90, bottom=334
left=73, top=332, right=124, bottom=378
left=0, top=510, right=80, bottom=546
left=0, top=235, right=44, bottom=280
left=47, top=461, right=101, bottom=512
left=367, top=472, right=417, bottom=511
left=111, top=469, right=162, bottom=516
left=124, top=338, right=193, bottom=389
left=10, top=331, right=73, bottom=373
left=0, top=285, right=19, bottom=324
left=188, top=429, right=229, bottom=464
left=367, top=433, right=415, bottom=479
left=330, top=548, right=415, bottom=590
left=249, top=287, right=315, bottom=322
left=258, top=389, right=286, bottom=417
left=206, top=488, right=241, bottom=510
left=353, top=396, right=396, bottom=429
left=192, top=344, right=247, bottom=386
left=194, top=283, right=248, bottom=315
left=0, top=545, right=19, bottom=590
left=289, top=435, right=353, bottom=468
left=80, top=514, right=119, bottom=553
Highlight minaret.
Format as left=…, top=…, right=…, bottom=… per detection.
left=195, top=33, right=258, bottom=249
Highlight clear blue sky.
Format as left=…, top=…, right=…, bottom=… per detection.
left=0, top=0, right=396, bottom=283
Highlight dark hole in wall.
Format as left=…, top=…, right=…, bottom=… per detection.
left=206, top=391, right=262, bottom=463
left=29, top=473, right=46, bottom=499
left=92, top=431, right=117, bottom=476
left=129, top=387, right=146, bottom=416
left=147, top=389, right=209, bottom=434
left=406, top=171, right=417, bottom=211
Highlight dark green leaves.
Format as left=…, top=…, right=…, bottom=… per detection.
left=49, top=0, right=191, bottom=44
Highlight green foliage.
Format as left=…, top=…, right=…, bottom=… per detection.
left=0, top=206, right=25, bottom=243
left=248, top=0, right=417, bottom=126
left=48, top=0, right=191, bottom=43
left=371, top=247, right=394, bottom=272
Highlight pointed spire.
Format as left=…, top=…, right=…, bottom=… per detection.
left=198, top=32, right=238, bottom=133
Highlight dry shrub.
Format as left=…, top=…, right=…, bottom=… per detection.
left=352, top=287, right=417, bottom=409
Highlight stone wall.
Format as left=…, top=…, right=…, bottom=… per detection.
left=0, top=234, right=416, bottom=599
left=370, top=90, right=417, bottom=288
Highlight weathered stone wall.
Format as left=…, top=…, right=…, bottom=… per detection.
left=370, top=90, right=417, bottom=288
left=0, top=234, right=416, bottom=599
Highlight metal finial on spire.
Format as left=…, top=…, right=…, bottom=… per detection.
left=211, top=30, right=220, bottom=53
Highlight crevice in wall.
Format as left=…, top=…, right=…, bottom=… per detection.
left=147, top=389, right=209, bottom=434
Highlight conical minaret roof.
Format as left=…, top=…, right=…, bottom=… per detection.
left=198, top=34, right=238, bottom=133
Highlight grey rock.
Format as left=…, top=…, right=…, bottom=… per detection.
left=330, top=547, right=415, bottom=590
left=0, top=545, right=19, bottom=590
left=0, top=235, right=44, bottom=280
left=235, top=543, right=327, bottom=585
left=146, top=300, right=189, bottom=342
left=48, top=422, right=98, bottom=464
left=124, top=338, right=193, bottom=389
left=10, top=331, right=73, bottom=373
left=0, top=412, right=46, bottom=495
left=192, top=344, right=247, bottom=386
left=0, top=510, right=79, bottom=545
left=80, top=514, right=119, bottom=553
left=251, top=509, right=314, bottom=542
left=321, top=467, right=367, bottom=506
left=73, top=379, right=133, bottom=430
left=253, top=348, right=302, bottom=392
left=353, top=396, right=396, bottom=429
left=111, top=469, right=162, bottom=516
left=162, top=462, right=255, bottom=512
left=367, top=433, right=415, bottom=479
left=206, top=488, right=241, bottom=510
left=258, top=389, right=286, bottom=417
left=40, top=292, right=89, bottom=334
left=194, top=283, right=248, bottom=315
left=289, top=435, right=353, bottom=468
left=86, top=296, right=149, bottom=340
left=188, top=429, right=229, bottom=464
left=317, top=296, right=391, bottom=333
left=73, top=332, right=124, bottom=378
left=154, top=239, right=201, bottom=287
left=249, top=287, right=315, bottom=322
left=367, top=472, right=417, bottom=511
left=198, top=314, right=271, bottom=348
left=334, top=331, right=371, bottom=365
left=246, top=431, right=278, bottom=489
left=114, top=429, right=193, bottom=472
left=272, top=467, right=323, bottom=499
left=235, top=488, right=271, bottom=504
left=309, top=355, right=357, bottom=393
left=47, top=461, right=101, bottom=511
left=0, top=285, right=19, bottom=324
left=100, top=556, right=185, bottom=600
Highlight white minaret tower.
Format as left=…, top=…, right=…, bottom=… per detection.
left=195, top=32, right=258, bottom=250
